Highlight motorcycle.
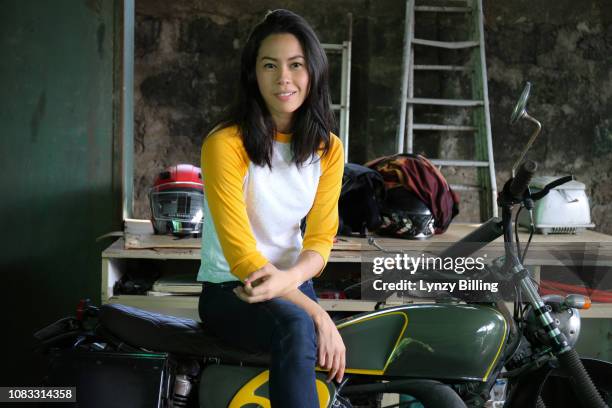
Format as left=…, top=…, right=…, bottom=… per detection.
left=35, top=83, right=612, bottom=407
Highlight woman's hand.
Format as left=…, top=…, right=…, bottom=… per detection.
left=234, top=251, right=324, bottom=303
left=313, top=310, right=346, bottom=383
left=233, top=263, right=300, bottom=303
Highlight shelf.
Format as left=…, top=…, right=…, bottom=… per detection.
left=107, top=295, right=200, bottom=320
left=101, top=224, right=612, bottom=322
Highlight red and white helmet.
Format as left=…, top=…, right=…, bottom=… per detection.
left=149, top=164, right=204, bottom=236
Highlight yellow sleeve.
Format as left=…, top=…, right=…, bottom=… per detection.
left=301, top=134, right=344, bottom=270
left=201, top=127, right=268, bottom=281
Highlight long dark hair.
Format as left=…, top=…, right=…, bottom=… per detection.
left=213, top=9, right=335, bottom=167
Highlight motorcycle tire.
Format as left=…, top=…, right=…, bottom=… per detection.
left=539, top=357, right=612, bottom=408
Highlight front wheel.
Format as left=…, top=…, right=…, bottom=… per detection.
left=539, top=356, right=612, bottom=407
left=506, top=355, right=612, bottom=408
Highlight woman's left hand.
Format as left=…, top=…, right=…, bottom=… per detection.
left=233, top=263, right=300, bottom=303
left=313, top=310, right=346, bottom=383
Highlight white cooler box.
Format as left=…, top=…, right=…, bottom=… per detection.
left=518, top=176, right=595, bottom=235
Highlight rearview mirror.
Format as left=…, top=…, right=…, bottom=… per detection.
left=510, top=82, right=542, bottom=177
left=510, top=82, right=531, bottom=125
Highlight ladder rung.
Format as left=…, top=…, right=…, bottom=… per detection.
left=413, top=123, right=476, bottom=131
left=413, top=64, right=468, bottom=71
left=407, top=98, right=484, bottom=107
left=412, top=38, right=479, bottom=49
left=416, top=0, right=469, bottom=4
left=430, top=159, right=490, bottom=167
left=321, top=43, right=344, bottom=51
left=414, top=6, right=472, bottom=12
left=450, top=184, right=482, bottom=192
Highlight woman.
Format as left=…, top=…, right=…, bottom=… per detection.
left=197, top=9, right=345, bottom=408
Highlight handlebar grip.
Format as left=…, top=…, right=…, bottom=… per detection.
left=510, top=160, right=537, bottom=199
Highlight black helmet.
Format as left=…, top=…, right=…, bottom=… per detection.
left=377, top=187, right=434, bottom=239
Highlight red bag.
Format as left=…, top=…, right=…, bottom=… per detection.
left=366, top=153, right=459, bottom=234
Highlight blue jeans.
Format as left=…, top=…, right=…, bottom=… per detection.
left=198, top=280, right=319, bottom=408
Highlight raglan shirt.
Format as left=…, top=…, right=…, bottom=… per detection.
left=197, top=125, right=344, bottom=283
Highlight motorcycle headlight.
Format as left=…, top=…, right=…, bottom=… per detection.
left=524, top=294, right=581, bottom=348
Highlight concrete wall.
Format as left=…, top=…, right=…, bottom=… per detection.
left=132, top=0, right=612, bottom=233
left=485, top=0, right=612, bottom=232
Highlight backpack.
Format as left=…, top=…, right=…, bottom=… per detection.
left=337, top=163, right=385, bottom=236
left=366, top=153, right=460, bottom=235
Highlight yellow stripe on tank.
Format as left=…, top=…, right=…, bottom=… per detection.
left=317, top=311, right=410, bottom=376
left=481, top=307, right=509, bottom=382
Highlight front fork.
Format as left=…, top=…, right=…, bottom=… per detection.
left=500, top=204, right=608, bottom=407
left=501, top=205, right=571, bottom=355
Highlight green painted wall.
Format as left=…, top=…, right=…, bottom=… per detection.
left=0, top=0, right=121, bottom=384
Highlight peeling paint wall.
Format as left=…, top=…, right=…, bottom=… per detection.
left=133, top=0, right=611, bottom=234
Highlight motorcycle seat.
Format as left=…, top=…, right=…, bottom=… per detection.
left=99, top=303, right=270, bottom=365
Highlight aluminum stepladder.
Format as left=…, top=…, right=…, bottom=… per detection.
left=396, top=0, right=498, bottom=219
left=322, top=13, right=353, bottom=162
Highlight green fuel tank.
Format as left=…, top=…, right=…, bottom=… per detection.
left=338, top=304, right=508, bottom=382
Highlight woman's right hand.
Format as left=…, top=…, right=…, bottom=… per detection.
left=235, top=263, right=300, bottom=303
left=313, top=309, right=346, bottom=383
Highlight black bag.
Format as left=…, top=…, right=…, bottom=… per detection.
left=338, top=163, right=385, bottom=236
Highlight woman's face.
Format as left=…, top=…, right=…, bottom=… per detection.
left=255, top=33, right=310, bottom=132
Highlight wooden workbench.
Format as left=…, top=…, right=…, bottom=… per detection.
left=102, top=223, right=612, bottom=319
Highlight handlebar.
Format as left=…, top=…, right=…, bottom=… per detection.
left=438, top=160, right=537, bottom=261
left=438, top=217, right=504, bottom=259
left=509, top=160, right=537, bottom=199
left=531, top=175, right=573, bottom=201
